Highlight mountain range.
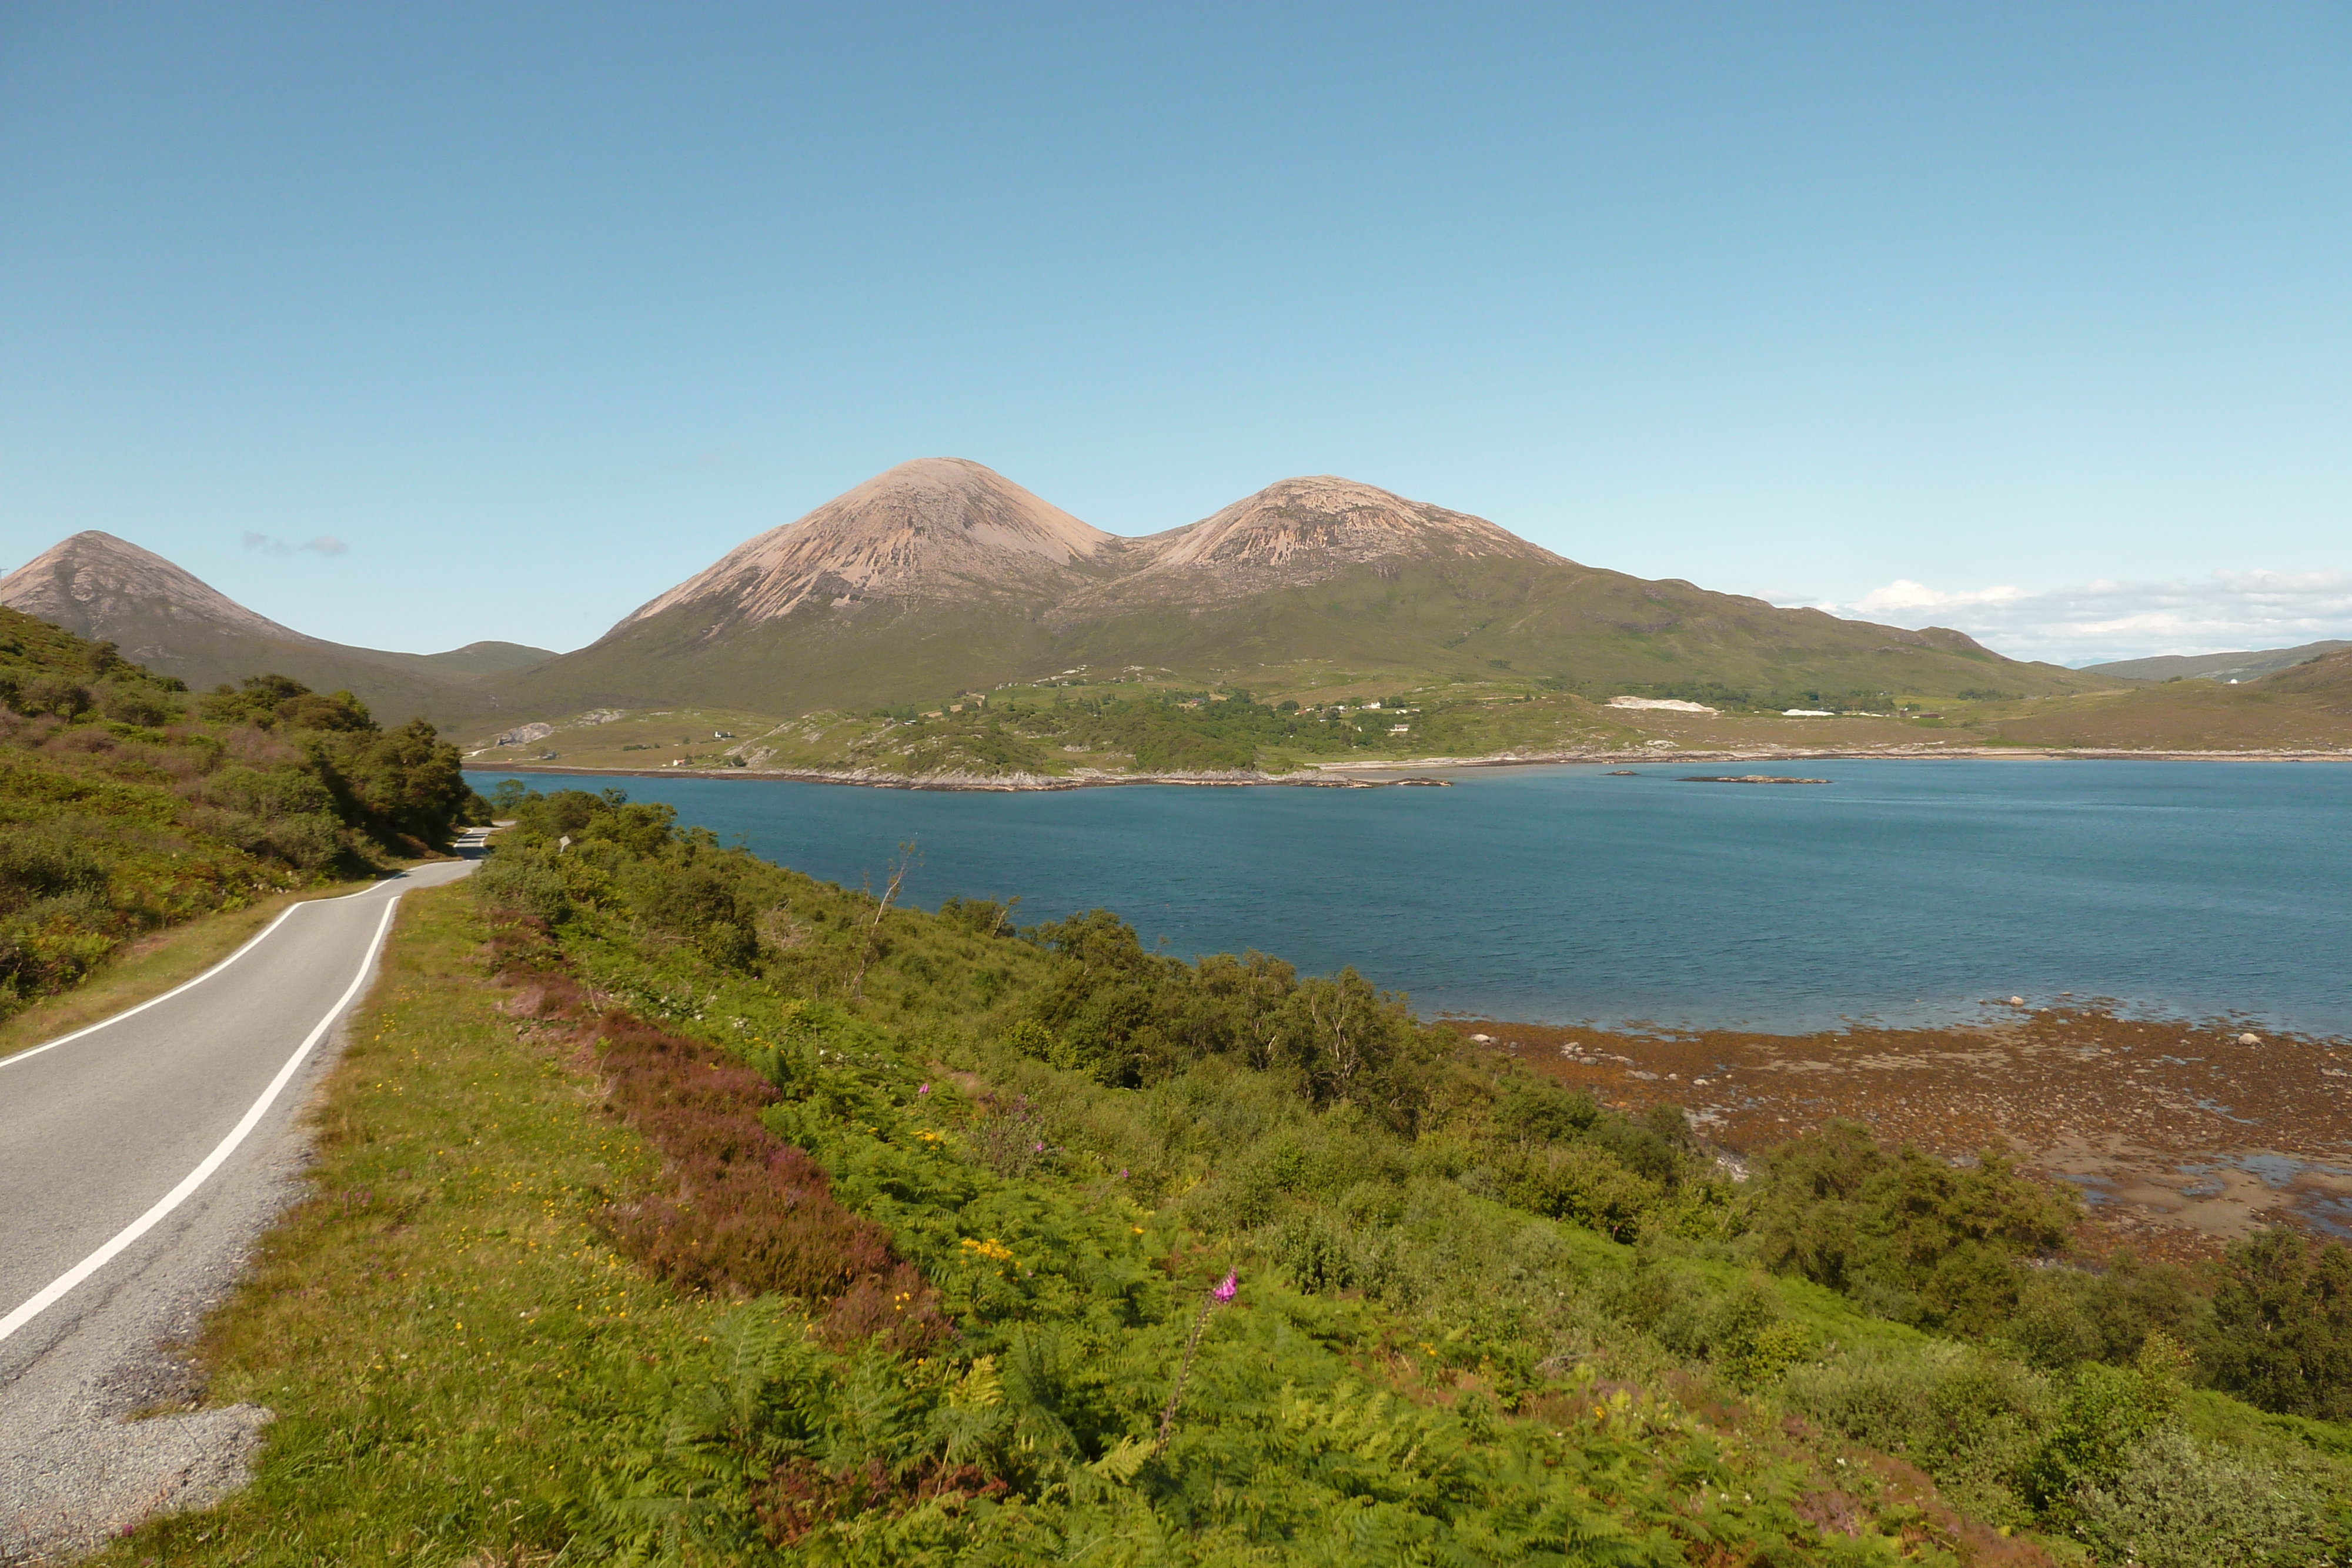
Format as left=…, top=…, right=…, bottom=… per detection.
left=487, top=458, right=2104, bottom=724
left=0, top=457, right=2192, bottom=744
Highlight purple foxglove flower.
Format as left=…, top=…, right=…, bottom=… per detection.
left=1213, top=1271, right=1238, bottom=1303
left=917, top=1082, right=931, bottom=1095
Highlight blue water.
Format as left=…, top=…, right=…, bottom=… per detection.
left=465, top=761, right=2352, bottom=1038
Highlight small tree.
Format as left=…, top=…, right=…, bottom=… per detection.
left=2201, top=1228, right=2352, bottom=1419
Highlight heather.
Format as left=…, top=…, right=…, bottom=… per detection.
left=0, top=606, right=481, bottom=1017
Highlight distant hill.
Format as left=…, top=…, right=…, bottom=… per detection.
left=389, top=640, right=557, bottom=678
left=2256, top=644, right=2352, bottom=709
left=492, top=459, right=2110, bottom=721
left=2084, top=639, right=2351, bottom=684
left=1984, top=645, right=2352, bottom=749
left=0, top=531, right=543, bottom=727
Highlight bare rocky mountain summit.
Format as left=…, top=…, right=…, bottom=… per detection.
left=1062, top=474, right=1568, bottom=617
left=606, top=463, right=1576, bottom=634
left=1, top=531, right=318, bottom=656
left=611, top=457, right=1118, bottom=634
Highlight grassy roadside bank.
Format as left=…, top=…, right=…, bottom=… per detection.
left=0, top=872, right=433, bottom=1063
left=96, top=883, right=719, bottom=1565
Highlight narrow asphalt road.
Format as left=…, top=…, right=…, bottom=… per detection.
left=1, top=837, right=483, bottom=1556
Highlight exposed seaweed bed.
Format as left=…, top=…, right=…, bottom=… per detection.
left=1445, top=1008, right=2352, bottom=1265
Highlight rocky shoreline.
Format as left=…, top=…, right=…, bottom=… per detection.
left=471, top=763, right=1456, bottom=792
left=1446, top=1007, right=2352, bottom=1264
left=1319, top=743, right=2352, bottom=772
left=471, top=743, right=2352, bottom=793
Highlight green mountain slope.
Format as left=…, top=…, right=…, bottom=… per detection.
left=369, top=639, right=557, bottom=680
left=1047, top=554, right=2099, bottom=704
left=494, top=595, right=1070, bottom=717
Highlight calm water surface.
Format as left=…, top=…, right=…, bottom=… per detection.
left=467, top=760, right=2352, bottom=1037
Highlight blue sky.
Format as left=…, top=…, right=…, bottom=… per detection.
left=3, top=3, right=2347, bottom=663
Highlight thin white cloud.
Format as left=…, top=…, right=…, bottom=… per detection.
left=1848, top=579, right=2030, bottom=616
left=1798, top=569, right=2352, bottom=665
left=241, top=531, right=350, bottom=557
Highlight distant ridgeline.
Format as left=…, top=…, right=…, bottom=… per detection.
left=0, top=604, right=484, bottom=1016
left=0, top=529, right=554, bottom=731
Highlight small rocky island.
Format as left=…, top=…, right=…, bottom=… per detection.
left=1678, top=774, right=1832, bottom=784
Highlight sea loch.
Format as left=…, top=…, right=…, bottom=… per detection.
left=467, top=758, right=2352, bottom=1038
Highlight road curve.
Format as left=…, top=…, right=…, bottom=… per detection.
left=0, top=839, right=482, bottom=1553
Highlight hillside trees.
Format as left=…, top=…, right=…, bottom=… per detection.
left=1749, top=1119, right=2080, bottom=1333
left=0, top=610, right=483, bottom=1015
left=1020, top=909, right=1452, bottom=1127
left=188, top=676, right=477, bottom=853
left=2202, top=1228, right=2352, bottom=1420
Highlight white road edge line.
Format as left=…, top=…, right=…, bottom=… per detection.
left=1, top=868, right=422, bottom=1071
left=0, top=894, right=404, bottom=1346
left=0, top=903, right=310, bottom=1072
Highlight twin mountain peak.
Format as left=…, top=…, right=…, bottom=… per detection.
left=623, top=459, right=1570, bottom=633
left=2, top=458, right=2077, bottom=730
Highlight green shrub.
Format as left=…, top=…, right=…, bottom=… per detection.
left=1494, top=1142, right=1661, bottom=1240
left=472, top=852, right=572, bottom=925
left=1751, top=1119, right=2079, bottom=1332
left=2003, top=1251, right=2204, bottom=1369
left=2026, top=1332, right=2192, bottom=1507
left=1621, top=1264, right=1814, bottom=1387
left=2203, top=1228, right=2352, bottom=1420
left=100, top=683, right=179, bottom=727
left=1001, top=1017, right=1061, bottom=1064
left=1494, top=1076, right=1602, bottom=1144
left=199, top=763, right=338, bottom=820
left=1273, top=1212, right=1357, bottom=1294
left=1785, top=1340, right=2053, bottom=1522
left=19, top=674, right=93, bottom=719
left=2069, top=1426, right=2333, bottom=1568
left=0, top=827, right=111, bottom=907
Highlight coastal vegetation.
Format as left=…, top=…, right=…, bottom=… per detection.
left=118, top=780, right=2352, bottom=1564
left=0, top=605, right=480, bottom=1021
left=464, top=653, right=2352, bottom=781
